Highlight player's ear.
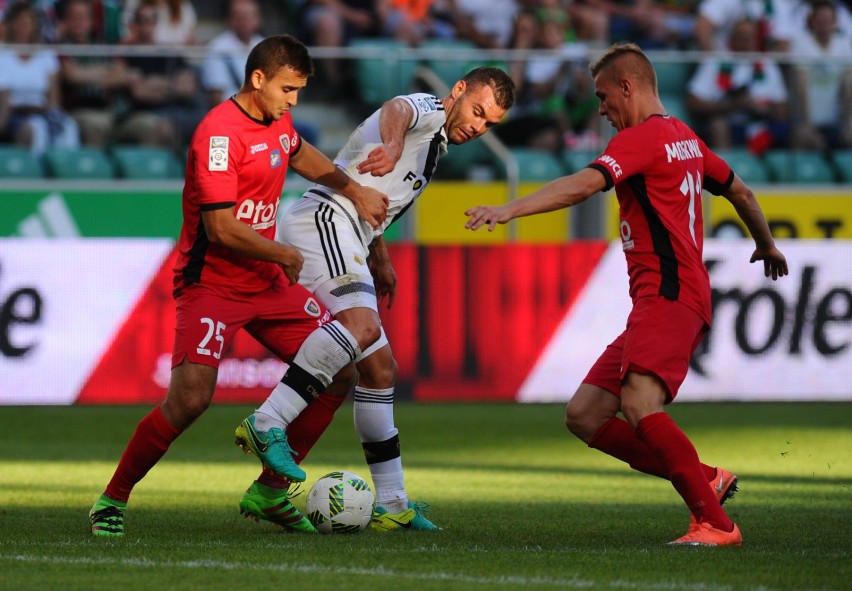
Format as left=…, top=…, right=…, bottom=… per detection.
left=452, top=79, right=467, bottom=98
left=249, top=69, right=265, bottom=91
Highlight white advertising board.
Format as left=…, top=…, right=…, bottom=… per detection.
left=520, top=240, right=852, bottom=402
left=0, top=239, right=174, bottom=404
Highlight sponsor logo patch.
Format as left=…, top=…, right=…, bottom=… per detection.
left=209, top=136, right=229, bottom=171
left=270, top=149, right=282, bottom=168
left=415, top=96, right=438, bottom=113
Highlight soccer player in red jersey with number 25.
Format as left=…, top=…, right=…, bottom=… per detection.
left=89, top=35, right=389, bottom=537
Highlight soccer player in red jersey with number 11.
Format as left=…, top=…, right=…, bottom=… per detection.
left=89, top=35, right=389, bottom=537
left=465, top=43, right=789, bottom=547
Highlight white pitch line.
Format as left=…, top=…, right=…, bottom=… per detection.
left=0, top=553, right=777, bottom=591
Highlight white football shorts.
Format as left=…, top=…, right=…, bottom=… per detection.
left=279, top=191, right=378, bottom=315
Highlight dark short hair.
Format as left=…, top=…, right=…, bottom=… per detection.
left=462, top=66, right=516, bottom=110
left=244, top=35, right=314, bottom=85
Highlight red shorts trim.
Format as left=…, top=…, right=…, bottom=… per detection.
left=582, top=296, right=707, bottom=401
left=172, top=281, right=331, bottom=369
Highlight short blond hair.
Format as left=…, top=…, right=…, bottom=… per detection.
left=590, top=43, right=658, bottom=95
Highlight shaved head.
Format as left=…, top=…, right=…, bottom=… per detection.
left=591, top=43, right=658, bottom=96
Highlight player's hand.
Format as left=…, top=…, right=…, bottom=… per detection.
left=356, top=143, right=402, bottom=177
left=353, top=186, right=389, bottom=229
left=749, top=245, right=788, bottom=281
left=370, top=259, right=398, bottom=310
left=279, top=245, right=304, bottom=286
left=464, top=205, right=511, bottom=232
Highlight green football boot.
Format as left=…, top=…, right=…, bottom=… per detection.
left=371, top=500, right=440, bottom=532
left=239, top=481, right=316, bottom=533
left=234, top=415, right=306, bottom=482
left=89, top=494, right=127, bottom=537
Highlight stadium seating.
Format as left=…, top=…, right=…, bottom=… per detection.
left=653, top=59, right=694, bottom=96
left=714, top=148, right=771, bottom=184
left=350, top=38, right=419, bottom=106
left=420, top=39, right=478, bottom=89
left=653, top=60, right=695, bottom=126
left=762, top=150, right=837, bottom=184
left=111, top=146, right=184, bottom=179
left=830, top=149, right=852, bottom=183
left=0, top=146, right=43, bottom=178
left=505, top=148, right=565, bottom=181
left=561, top=149, right=600, bottom=174
left=43, top=147, right=116, bottom=179
left=437, top=137, right=497, bottom=179
left=660, top=92, right=694, bottom=127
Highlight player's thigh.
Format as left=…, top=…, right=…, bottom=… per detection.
left=172, top=285, right=253, bottom=369
left=581, top=331, right=626, bottom=400
left=280, top=198, right=375, bottom=315
left=246, top=280, right=331, bottom=362
left=622, top=296, right=706, bottom=402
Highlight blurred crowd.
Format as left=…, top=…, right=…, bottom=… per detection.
left=0, top=0, right=850, bottom=159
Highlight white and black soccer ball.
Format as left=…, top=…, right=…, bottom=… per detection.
left=305, top=471, right=375, bottom=533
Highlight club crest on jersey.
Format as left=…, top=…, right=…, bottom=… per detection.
left=209, top=136, right=229, bottom=171
left=270, top=149, right=282, bottom=168
left=304, top=297, right=321, bottom=317
left=279, top=133, right=291, bottom=154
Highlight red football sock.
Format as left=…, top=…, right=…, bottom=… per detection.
left=257, top=468, right=290, bottom=490
left=104, top=405, right=181, bottom=502
left=286, top=393, right=347, bottom=463
left=636, top=412, right=733, bottom=532
left=589, top=417, right=717, bottom=481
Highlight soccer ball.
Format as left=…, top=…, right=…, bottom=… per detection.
left=305, top=471, right=375, bottom=533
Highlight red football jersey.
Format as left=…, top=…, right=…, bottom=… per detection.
left=174, top=99, right=302, bottom=296
left=588, top=115, right=734, bottom=324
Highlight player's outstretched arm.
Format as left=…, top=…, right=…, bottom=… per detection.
left=356, top=98, right=413, bottom=177
left=290, top=140, right=389, bottom=228
left=465, top=168, right=605, bottom=231
left=722, top=174, right=788, bottom=281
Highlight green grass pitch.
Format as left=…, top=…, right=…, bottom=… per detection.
left=0, top=402, right=849, bottom=591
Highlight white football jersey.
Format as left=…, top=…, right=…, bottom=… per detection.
left=304, top=93, right=449, bottom=245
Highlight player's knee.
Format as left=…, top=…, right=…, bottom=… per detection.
left=564, top=392, right=608, bottom=442
left=162, top=393, right=209, bottom=430
left=349, top=322, right=382, bottom=351
left=564, top=399, right=587, bottom=438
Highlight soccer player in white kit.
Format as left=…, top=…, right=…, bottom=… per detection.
left=276, top=66, right=515, bottom=530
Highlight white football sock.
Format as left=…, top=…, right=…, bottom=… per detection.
left=354, top=386, right=407, bottom=511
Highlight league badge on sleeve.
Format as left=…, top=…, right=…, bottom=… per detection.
left=209, top=136, right=229, bottom=171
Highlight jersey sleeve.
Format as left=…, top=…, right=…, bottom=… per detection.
left=281, top=111, right=303, bottom=157
left=701, top=139, right=735, bottom=195
left=588, top=126, right=656, bottom=191
left=189, top=118, right=241, bottom=208
left=401, top=93, right=443, bottom=132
